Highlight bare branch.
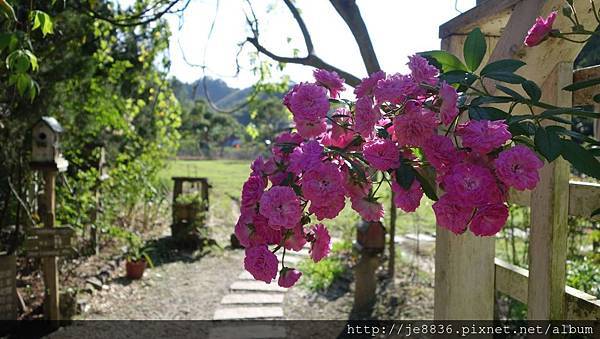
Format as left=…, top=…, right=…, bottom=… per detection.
left=329, top=0, right=381, bottom=74
left=282, top=0, right=314, bottom=55
left=246, top=37, right=361, bottom=86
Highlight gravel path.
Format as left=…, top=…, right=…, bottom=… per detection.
left=78, top=249, right=244, bottom=320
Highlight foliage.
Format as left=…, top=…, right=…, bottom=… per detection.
left=567, top=256, right=600, bottom=298
left=298, top=240, right=352, bottom=292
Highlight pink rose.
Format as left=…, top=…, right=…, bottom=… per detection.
left=524, top=11, right=557, bottom=47
left=458, top=120, right=511, bottom=154
left=393, top=101, right=438, bottom=147
left=354, top=96, right=380, bottom=138
left=331, top=108, right=351, bottom=140
left=432, top=195, right=473, bottom=234
left=254, top=214, right=283, bottom=245
left=374, top=73, right=418, bottom=105
left=407, top=54, right=438, bottom=87
left=442, top=162, right=502, bottom=207
left=351, top=196, right=384, bottom=222
left=259, top=186, right=302, bottom=230
left=244, top=245, right=279, bottom=283
left=287, top=82, right=330, bottom=121
left=301, top=162, right=344, bottom=204
left=362, top=138, right=401, bottom=171
left=355, top=70, right=386, bottom=98
left=278, top=268, right=302, bottom=288
left=470, top=203, right=509, bottom=236
left=309, top=224, right=331, bottom=262
left=309, top=193, right=345, bottom=220
left=391, top=180, right=423, bottom=213
left=284, top=225, right=307, bottom=251
left=494, top=145, right=544, bottom=191
left=313, top=69, right=345, bottom=98
left=288, top=140, right=324, bottom=174
left=422, top=135, right=462, bottom=173
left=294, top=117, right=327, bottom=139
left=439, top=82, right=459, bottom=125
left=241, top=175, right=265, bottom=213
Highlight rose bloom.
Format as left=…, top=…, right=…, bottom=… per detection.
left=287, top=82, right=330, bottom=121
left=278, top=268, right=302, bottom=288
left=432, top=194, right=473, bottom=234
left=354, top=96, right=380, bottom=138
left=470, top=203, right=509, bottom=236
left=391, top=180, right=423, bottom=213
left=374, top=73, right=418, bottom=104
left=310, top=224, right=331, bottom=263
left=259, top=186, right=302, bottom=230
left=294, top=117, right=327, bottom=139
left=244, top=245, right=279, bottom=283
left=442, top=162, right=502, bottom=207
left=393, top=101, right=438, bottom=147
left=439, top=82, right=459, bottom=125
left=301, top=162, right=344, bottom=204
left=253, top=214, right=283, bottom=245
left=458, top=120, right=511, bottom=154
left=407, top=54, right=438, bottom=86
left=331, top=107, right=351, bottom=140
left=309, top=193, right=345, bottom=220
left=313, top=69, right=345, bottom=98
left=362, top=138, right=401, bottom=171
left=524, top=11, right=557, bottom=47
left=494, top=145, right=544, bottom=190
left=351, top=196, right=384, bottom=222
left=284, top=225, right=307, bottom=251
left=288, top=140, right=324, bottom=174
left=422, top=135, right=462, bottom=173
left=355, top=70, right=386, bottom=98
left=241, top=175, right=265, bottom=212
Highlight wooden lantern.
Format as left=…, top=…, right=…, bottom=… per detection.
left=356, top=220, right=386, bottom=254
left=30, top=117, right=68, bottom=172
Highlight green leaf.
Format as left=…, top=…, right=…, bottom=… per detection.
left=495, top=84, right=525, bottom=101
left=470, top=96, right=513, bottom=106
left=0, top=0, right=17, bottom=22
left=484, top=72, right=526, bottom=84
left=6, top=50, right=31, bottom=73
left=560, top=140, right=600, bottom=180
left=418, top=50, right=467, bottom=73
left=563, top=77, right=600, bottom=91
left=414, top=170, right=438, bottom=201
left=31, top=11, right=54, bottom=37
left=468, top=106, right=508, bottom=121
left=439, top=70, right=477, bottom=85
left=463, top=28, right=487, bottom=72
left=522, top=80, right=541, bottom=103
left=534, top=127, right=561, bottom=161
left=480, top=59, right=526, bottom=76
left=395, top=163, right=416, bottom=190
left=592, top=207, right=600, bottom=219
left=539, top=108, right=599, bottom=119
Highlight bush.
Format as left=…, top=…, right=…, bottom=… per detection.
left=298, top=240, right=352, bottom=292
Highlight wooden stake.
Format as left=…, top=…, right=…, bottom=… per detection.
left=41, top=171, right=60, bottom=322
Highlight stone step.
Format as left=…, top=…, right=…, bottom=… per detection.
left=221, top=293, right=284, bottom=305
left=213, top=306, right=284, bottom=320
left=230, top=280, right=288, bottom=293
left=275, top=254, right=302, bottom=265
left=209, top=324, right=286, bottom=339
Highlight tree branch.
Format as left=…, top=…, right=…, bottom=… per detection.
left=282, top=0, right=314, bottom=55
left=246, top=37, right=361, bottom=86
left=329, top=0, right=381, bottom=74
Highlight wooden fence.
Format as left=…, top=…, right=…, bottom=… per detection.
left=434, top=0, right=600, bottom=320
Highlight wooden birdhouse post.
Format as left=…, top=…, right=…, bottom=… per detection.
left=353, top=220, right=385, bottom=315
left=29, top=116, right=71, bottom=322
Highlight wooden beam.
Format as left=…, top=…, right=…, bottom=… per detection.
left=439, top=0, right=521, bottom=38
left=494, top=258, right=600, bottom=320
left=508, top=181, right=600, bottom=218
left=527, top=62, right=572, bottom=320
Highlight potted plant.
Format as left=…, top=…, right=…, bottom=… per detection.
left=124, top=232, right=154, bottom=280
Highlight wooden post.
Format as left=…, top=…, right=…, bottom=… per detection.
left=0, top=254, right=16, bottom=320
left=41, top=170, right=60, bottom=322
left=527, top=63, right=572, bottom=320
left=353, top=252, right=380, bottom=315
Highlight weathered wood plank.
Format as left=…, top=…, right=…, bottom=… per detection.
left=508, top=181, right=600, bottom=218
left=527, top=62, right=572, bottom=320
left=439, top=0, right=520, bottom=38
left=494, top=258, right=600, bottom=320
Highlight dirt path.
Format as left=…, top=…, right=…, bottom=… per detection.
left=78, top=249, right=244, bottom=320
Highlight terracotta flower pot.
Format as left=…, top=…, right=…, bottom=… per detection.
left=126, top=259, right=147, bottom=279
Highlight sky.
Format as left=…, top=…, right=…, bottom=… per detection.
left=160, top=0, right=477, bottom=89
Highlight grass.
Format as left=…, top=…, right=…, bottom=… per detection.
left=298, top=240, right=353, bottom=292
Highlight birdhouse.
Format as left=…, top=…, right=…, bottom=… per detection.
left=356, top=220, right=386, bottom=254
left=30, top=117, right=68, bottom=172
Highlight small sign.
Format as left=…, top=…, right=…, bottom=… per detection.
left=23, top=226, right=75, bottom=257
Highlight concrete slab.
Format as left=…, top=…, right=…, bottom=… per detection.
left=213, top=306, right=284, bottom=320
left=230, top=280, right=287, bottom=293
left=221, top=293, right=284, bottom=305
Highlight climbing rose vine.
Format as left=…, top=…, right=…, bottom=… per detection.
left=236, top=5, right=600, bottom=287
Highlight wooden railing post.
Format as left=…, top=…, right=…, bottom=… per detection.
left=527, top=62, right=572, bottom=320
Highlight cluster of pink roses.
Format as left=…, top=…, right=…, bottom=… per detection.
left=236, top=55, right=544, bottom=286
